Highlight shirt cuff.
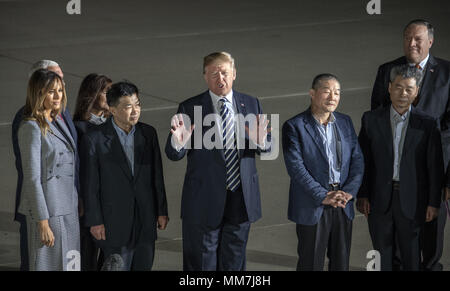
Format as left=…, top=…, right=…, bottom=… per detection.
left=171, top=137, right=184, bottom=152
left=249, top=137, right=266, bottom=150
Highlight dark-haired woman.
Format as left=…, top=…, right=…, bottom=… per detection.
left=73, top=73, right=112, bottom=271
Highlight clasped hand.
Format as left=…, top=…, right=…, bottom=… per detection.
left=322, top=191, right=353, bottom=208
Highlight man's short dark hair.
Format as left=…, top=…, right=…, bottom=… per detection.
left=107, top=81, right=139, bottom=107
left=311, top=73, right=339, bottom=90
left=404, top=19, right=434, bottom=39
left=389, top=64, right=423, bottom=86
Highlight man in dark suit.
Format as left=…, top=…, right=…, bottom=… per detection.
left=165, top=52, right=270, bottom=271
left=81, top=81, right=169, bottom=271
left=359, top=64, right=444, bottom=271
left=282, top=74, right=364, bottom=271
left=11, top=60, right=78, bottom=271
left=370, top=19, right=450, bottom=270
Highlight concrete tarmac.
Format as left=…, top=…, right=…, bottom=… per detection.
left=0, top=0, right=449, bottom=271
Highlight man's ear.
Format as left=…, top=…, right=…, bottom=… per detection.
left=309, top=88, right=315, bottom=98
left=428, top=37, right=434, bottom=49
left=109, top=105, right=115, bottom=115
left=388, top=82, right=392, bottom=95
left=233, top=68, right=237, bottom=80
left=414, top=85, right=420, bottom=98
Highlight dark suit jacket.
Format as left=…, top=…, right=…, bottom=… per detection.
left=74, top=119, right=104, bottom=228
left=165, top=90, right=268, bottom=227
left=12, top=106, right=78, bottom=221
left=358, top=107, right=444, bottom=221
left=74, top=120, right=98, bottom=149
left=282, top=108, right=364, bottom=225
left=446, top=163, right=450, bottom=189
left=370, top=55, right=450, bottom=165
left=81, top=118, right=168, bottom=248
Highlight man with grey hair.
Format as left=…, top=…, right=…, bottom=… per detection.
left=370, top=18, right=450, bottom=271
left=358, top=64, right=444, bottom=270
left=28, top=60, right=63, bottom=78
left=12, top=59, right=78, bottom=271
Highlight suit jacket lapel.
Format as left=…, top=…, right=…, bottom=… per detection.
left=48, top=119, right=74, bottom=152
left=416, top=55, right=437, bottom=107
left=334, top=116, right=345, bottom=170
left=104, top=119, right=133, bottom=182
left=55, top=117, right=76, bottom=151
left=233, top=91, right=247, bottom=158
left=401, top=109, right=422, bottom=158
left=202, top=90, right=216, bottom=124
left=62, top=109, right=77, bottom=140
left=133, top=124, right=146, bottom=182
left=378, top=107, right=394, bottom=160
left=304, top=109, right=328, bottom=162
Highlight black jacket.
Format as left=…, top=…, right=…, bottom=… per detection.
left=80, top=118, right=168, bottom=247
left=370, top=54, right=450, bottom=165
left=358, top=106, right=444, bottom=221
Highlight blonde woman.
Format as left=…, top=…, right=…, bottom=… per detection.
left=18, top=69, right=80, bottom=271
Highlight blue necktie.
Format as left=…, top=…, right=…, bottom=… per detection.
left=219, top=98, right=241, bottom=192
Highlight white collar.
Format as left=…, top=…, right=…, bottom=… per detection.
left=209, top=89, right=233, bottom=105
left=409, top=54, right=429, bottom=70
left=390, top=104, right=411, bottom=121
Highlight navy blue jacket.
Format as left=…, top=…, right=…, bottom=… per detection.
left=165, top=90, right=269, bottom=227
left=282, top=108, right=364, bottom=225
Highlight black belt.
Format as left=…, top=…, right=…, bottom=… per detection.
left=392, top=181, right=400, bottom=190
left=329, top=183, right=340, bottom=191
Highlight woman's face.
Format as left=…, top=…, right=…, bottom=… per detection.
left=96, top=84, right=111, bottom=112
left=43, top=80, right=63, bottom=112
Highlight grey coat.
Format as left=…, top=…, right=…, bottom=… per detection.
left=18, top=117, right=80, bottom=270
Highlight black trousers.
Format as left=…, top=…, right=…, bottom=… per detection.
left=368, top=184, right=421, bottom=271
left=101, top=242, right=155, bottom=271
left=421, top=200, right=447, bottom=271
left=80, top=218, right=104, bottom=271
left=393, top=198, right=447, bottom=271
left=17, top=214, right=29, bottom=271
left=182, top=186, right=250, bottom=271
left=182, top=220, right=250, bottom=271
left=296, top=206, right=352, bottom=271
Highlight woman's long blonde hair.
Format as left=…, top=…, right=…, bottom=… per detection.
left=23, top=69, right=67, bottom=136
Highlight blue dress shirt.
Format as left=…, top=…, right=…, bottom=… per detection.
left=112, top=118, right=136, bottom=176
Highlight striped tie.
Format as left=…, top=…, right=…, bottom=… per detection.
left=219, top=98, right=241, bottom=192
